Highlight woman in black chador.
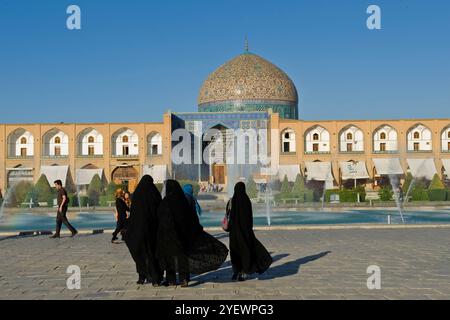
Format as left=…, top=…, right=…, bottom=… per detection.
left=228, top=182, right=273, bottom=281
left=124, top=175, right=163, bottom=286
left=156, top=180, right=228, bottom=287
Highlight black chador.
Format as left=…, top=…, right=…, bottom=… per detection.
left=125, top=175, right=163, bottom=285
left=156, top=180, right=228, bottom=287
left=228, top=182, right=273, bottom=281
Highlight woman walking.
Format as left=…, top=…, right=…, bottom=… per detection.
left=124, top=175, right=163, bottom=286
left=112, top=189, right=129, bottom=243
left=183, top=184, right=202, bottom=217
left=228, top=182, right=273, bottom=281
left=156, top=180, right=228, bottom=287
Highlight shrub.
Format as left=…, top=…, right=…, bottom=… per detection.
left=429, top=174, right=445, bottom=190
left=325, top=187, right=366, bottom=203
left=11, top=181, right=34, bottom=207
left=379, top=186, right=394, bottom=201
left=280, top=175, right=290, bottom=195
left=87, top=174, right=103, bottom=206
left=411, top=181, right=429, bottom=201
left=428, top=189, right=447, bottom=201
left=246, top=176, right=258, bottom=199
left=33, top=175, right=55, bottom=207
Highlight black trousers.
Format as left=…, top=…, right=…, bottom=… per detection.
left=112, top=215, right=127, bottom=239
left=55, top=207, right=77, bottom=235
left=166, top=271, right=190, bottom=283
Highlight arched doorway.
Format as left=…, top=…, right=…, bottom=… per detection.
left=112, top=166, right=139, bottom=192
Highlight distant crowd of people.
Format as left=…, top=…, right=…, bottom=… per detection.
left=199, top=182, right=223, bottom=193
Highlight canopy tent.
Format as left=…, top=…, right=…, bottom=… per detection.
left=40, top=165, right=69, bottom=186
left=277, top=165, right=301, bottom=182
left=305, top=162, right=334, bottom=189
left=305, top=162, right=333, bottom=181
left=442, top=159, right=450, bottom=176
left=75, top=169, right=103, bottom=186
left=373, top=158, right=404, bottom=176
left=142, top=165, right=168, bottom=184
left=406, top=158, right=437, bottom=180
left=340, top=161, right=370, bottom=180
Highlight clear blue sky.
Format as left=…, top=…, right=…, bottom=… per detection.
left=0, top=0, right=449, bottom=123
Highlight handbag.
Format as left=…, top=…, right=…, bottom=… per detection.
left=222, top=200, right=232, bottom=232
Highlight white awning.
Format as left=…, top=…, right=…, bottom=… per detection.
left=407, top=158, right=437, bottom=180
left=305, top=162, right=333, bottom=181
left=277, top=165, right=301, bottom=182
left=75, top=169, right=103, bottom=186
left=340, top=161, right=370, bottom=180
left=40, top=165, right=69, bottom=186
left=442, top=159, right=450, bottom=176
left=143, top=165, right=167, bottom=184
left=373, top=158, right=404, bottom=176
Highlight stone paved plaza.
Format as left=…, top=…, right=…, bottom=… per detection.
left=0, top=227, right=449, bottom=300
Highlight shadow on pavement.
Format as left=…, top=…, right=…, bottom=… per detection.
left=258, top=251, right=332, bottom=280
left=189, top=253, right=291, bottom=286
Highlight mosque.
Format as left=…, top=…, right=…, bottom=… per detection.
left=1, top=45, right=450, bottom=194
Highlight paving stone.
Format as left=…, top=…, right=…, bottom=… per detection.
left=0, top=228, right=449, bottom=300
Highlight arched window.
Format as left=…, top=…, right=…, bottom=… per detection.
left=313, top=133, right=319, bottom=141
left=122, top=136, right=129, bottom=143
left=54, top=137, right=61, bottom=144
left=281, top=129, right=296, bottom=153
left=88, top=136, right=95, bottom=143
left=347, top=133, right=353, bottom=140
left=148, top=132, right=163, bottom=156
left=380, top=132, right=386, bottom=140
left=20, top=137, right=27, bottom=144
left=413, top=132, right=420, bottom=139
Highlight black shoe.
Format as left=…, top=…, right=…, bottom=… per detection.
left=232, top=273, right=238, bottom=281
left=50, top=234, right=60, bottom=239
left=238, top=274, right=247, bottom=282
left=137, top=275, right=146, bottom=285
left=162, top=281, right=176, bottom=287
left=71, top=231, right=78, bottom=238
left=111, top=236, right=118, bottom=243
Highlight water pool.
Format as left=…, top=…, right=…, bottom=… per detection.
left=1, top=209, right=450, bottom=233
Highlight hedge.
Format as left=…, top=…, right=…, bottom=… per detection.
left=325, top=188, right=366, bottom=203
left=428, top=189, right=447, bottom=201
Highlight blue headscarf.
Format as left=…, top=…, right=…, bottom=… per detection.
left=183, top=184, right=202, bottom=217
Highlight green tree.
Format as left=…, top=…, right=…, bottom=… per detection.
left=33, top=175, right=54, bottom=207
left=378, top=185, right=394, bottom=201
left=280, top=175, right=290, bottom=195
left=10, top=181, right=34, bottom=207
left=291, top=174, right=306, bottom=197
left=87, top=174, right=103, bottom=206
left=429, top=174, right=445, bottom=190
left=246, top=176, right=258, bottom=199
left=403, top=172, right=413, bottom=193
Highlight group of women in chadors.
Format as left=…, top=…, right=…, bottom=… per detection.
left=123, top=175, right=273, bottom=287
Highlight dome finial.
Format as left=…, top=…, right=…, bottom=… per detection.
left=244, top=36, right=249, bottom=53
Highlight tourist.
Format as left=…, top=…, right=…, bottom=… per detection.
left=50, top=180, right=78, bottom=239
left=156, top=180, right=228, bottom=287
left=124, top=175, right=163, bottom=286
left=111, top=189, right=129, bottom=243
left=183, top=184, right=202, bottom=217
left=227, top=182, right=272, bottom=281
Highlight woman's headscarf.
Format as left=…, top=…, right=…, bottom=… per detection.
left=183, top=184, right=202, bottom=217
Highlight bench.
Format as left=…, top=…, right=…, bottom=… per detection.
left=280, top=198, right=303, bottom=205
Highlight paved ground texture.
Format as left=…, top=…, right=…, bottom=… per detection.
left=0, top=227, right=449, bottom=300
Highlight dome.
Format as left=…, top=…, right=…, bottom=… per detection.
left=198, top=52, right=299, bottom=119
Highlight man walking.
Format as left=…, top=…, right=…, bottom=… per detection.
left=50, top=180, right=78, bottom=238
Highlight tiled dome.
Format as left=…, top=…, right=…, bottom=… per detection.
left=198, top=52, right=298, bottom=107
